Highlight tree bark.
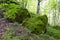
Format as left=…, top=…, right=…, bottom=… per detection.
left=37, top=0, right=40, bottom=14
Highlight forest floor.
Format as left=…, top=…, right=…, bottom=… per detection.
left=0, top=19, right=59, bottom=40
left=0, top=20, right=27, bottom=39
left=0, top=19, right=40, bottom=40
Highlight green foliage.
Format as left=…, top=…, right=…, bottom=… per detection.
left=23, top=15, right=48, bottom=35
left=0, top=0, right=16, bottom=3
left=47, top=27, right=60, bottom=39
left=0, top=3, right=20, bottom=19
left=48, top=0, right=57, bottom=10
left=39, top=34, right=57, bottom=40
left=0, top=0, right=6, bottom=3
left=4, top=3, right=20, bottom=20
left=0, top=3, right=30, bottom=22
left=50, top=26, right=60, bottom=30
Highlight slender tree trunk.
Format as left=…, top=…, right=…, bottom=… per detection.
left=37, top=0, right=40, bottom=14
left=53, top=8, right=56, bottom=25
left=24, top=2, right=27, bottom=8
left=58, top=1, right=60, bottom=19
left=22, top=0, right=27, bottom=8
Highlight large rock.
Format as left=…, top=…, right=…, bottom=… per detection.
left=15, top=7, right=31, bottom=23
left=23, top=15, right=48, bottom=35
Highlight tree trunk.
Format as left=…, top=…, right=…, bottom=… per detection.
left=37, top=0, right=40, bottom=14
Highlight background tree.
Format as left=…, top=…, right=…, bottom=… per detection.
left=37, top=0, right=40, bottom=14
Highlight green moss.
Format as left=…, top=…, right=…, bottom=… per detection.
left=23, top=15, right=48, bottom=35
left=15, top=7, right=31, bottom=22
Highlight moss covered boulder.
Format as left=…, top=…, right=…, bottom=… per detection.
left=23, top=15, right=48, bottom=35
left=15, top=7, right=31, bottom=23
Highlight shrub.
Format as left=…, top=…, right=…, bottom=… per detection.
left=47, top=27, right=60, bottom=39
left=0, top=3, right=31, bottom=23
